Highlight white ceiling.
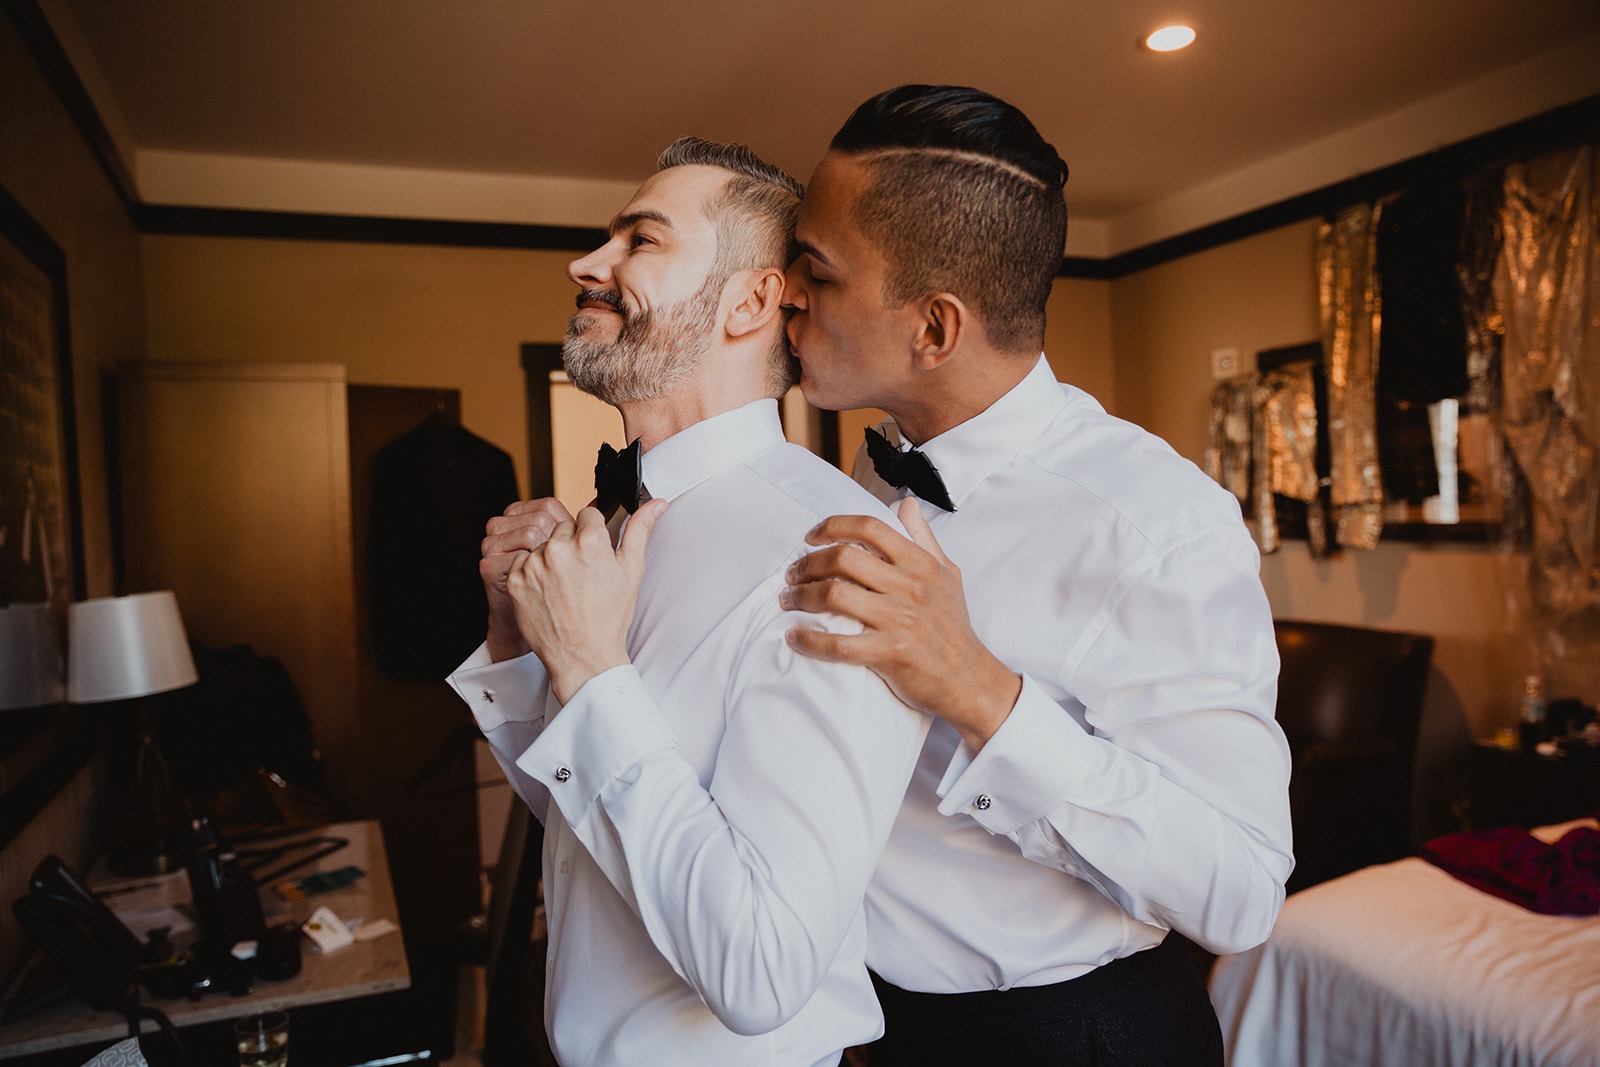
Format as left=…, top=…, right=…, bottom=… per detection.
left=45, top=0, right=1600, bottom=257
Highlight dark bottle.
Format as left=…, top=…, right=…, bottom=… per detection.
left=186, top=816, right=225, bottom=952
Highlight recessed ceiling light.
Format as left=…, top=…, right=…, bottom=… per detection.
left=1145, top=25, right=1196, bottom=51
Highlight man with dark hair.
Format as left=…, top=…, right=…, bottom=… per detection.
left=448, top=137, right=928, bottom=1066
left=780, top=85, right=1293, bottom=1064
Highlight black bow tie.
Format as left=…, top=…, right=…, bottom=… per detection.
left=865, top=428, right=956, bottom=512
left=594, top=439, right=649, bottom=515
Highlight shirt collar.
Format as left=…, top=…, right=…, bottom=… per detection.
left=907, top=355, right=1066, bottom=508
left=639, top=398, right=785, bottom=502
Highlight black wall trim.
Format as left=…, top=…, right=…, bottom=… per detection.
left=11, top=0, right=1600, bottom=272
left=130, top=88, right=1600, bottom=266
left=1075, top=91, right=1600, bottom=281
left=3, top=0, right=138, bottom=211
left=1056, top=255, right=1117, bottom=281
left=136, top=202, right=608, bottom=252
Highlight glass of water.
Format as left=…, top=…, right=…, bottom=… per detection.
left=234, top=1010, right=290, bottom=1067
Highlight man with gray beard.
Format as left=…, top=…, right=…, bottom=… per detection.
left=446, top=138, right=929, bottom=1066
left=560, top=260, right=719, bottom=404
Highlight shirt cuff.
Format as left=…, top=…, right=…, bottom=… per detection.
left=935, top=673, right=1105, bottom=834
left=447, top=643, right=549, bottom=733
left=517, top=664, right=677, bottom=826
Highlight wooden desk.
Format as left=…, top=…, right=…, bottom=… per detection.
left=0, top=820, right=411, bottom=1062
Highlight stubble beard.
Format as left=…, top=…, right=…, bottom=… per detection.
left=562, top=273, right=725, bottom=406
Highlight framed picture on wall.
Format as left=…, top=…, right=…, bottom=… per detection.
left=0, top=182, right=84, bottom=612
left=0, top=183, right=92, bottom=852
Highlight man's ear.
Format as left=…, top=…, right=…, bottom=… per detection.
left=910, top=293, right=968, bottom=369
left=724, top=268, right=787, bottom=339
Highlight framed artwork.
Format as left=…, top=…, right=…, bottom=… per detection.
left=0, top=181, right=91, bottom=855
left=0, top=182, right=83, bottom=612
left=1241, top=341, right=1511, bottom=548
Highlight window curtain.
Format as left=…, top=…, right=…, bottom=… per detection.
left=1495, top=144, right=1600, bottom=697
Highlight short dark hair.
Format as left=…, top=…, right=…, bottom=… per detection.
left=657, top=136, right=804, bottom=393
left=830, top=85, right=1069, bottom=353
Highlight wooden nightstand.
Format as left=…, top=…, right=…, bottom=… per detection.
left=1466, top=742, right=1600, bottom=829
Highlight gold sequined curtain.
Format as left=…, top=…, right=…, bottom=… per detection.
left=1205, top=380, right=1253, bottom=505
left=1317, top=203, right=1386, bottom=549
left=1494, top=144, right=1600, bottom=696
left=1253, top=363, right=1324, bottom=556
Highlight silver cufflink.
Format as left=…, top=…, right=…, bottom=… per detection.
left=554, top=767, right=572, bottom=782
left=482, top=690, right=494, bottom=703
left=974, top=794, right=992, bottom=811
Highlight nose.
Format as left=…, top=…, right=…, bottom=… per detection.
left=567, top=242, right=616, bottom=288
left=781, top=260, right=808, bottom=311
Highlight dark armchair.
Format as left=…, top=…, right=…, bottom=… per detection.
left=1274, top=619, right=1434, bottom=893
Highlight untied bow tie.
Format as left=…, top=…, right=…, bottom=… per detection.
left=865, top=428, right=956, bottom=512
left=593, top=439, right=649, bottom=515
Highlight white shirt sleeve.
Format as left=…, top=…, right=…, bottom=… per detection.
left=446, top=643, right=556, bottom=826
left=933, top=524, right=1294, bottom=955
left=516, top=599, right=928, bottom=1037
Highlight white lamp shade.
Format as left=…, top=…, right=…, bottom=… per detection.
left=67, top=591, right=199, bottom=703
left=0, top=603, right=66, bottom=709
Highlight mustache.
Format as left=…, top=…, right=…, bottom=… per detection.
left=575, top=288, right=625, bottom=314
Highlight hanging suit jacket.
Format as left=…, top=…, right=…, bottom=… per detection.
left=369, top=418, right=520, bottom=680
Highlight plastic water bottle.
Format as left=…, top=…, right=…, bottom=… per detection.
left=1518, top=674, right=1546, bottom=752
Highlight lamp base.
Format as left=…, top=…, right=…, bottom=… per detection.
left=104, top=703, right=190, bottom=877
left=105, top=835, right=186, bottom=877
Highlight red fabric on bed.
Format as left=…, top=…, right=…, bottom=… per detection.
left=1419, top=822, right=1600, bottom=916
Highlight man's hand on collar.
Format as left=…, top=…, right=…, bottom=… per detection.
left=480, top=497, right=576, bottom=662
left=506, top=499, right=668, bottom=705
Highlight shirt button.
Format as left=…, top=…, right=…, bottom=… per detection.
left=554, top=766, right=572, bottom=783
left=974, top=794, right=992, bottom=811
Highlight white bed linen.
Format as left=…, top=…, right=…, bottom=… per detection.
left=1210, top=824, right=1600, bottom=1066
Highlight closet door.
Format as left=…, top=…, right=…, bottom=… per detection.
left=117, top=361, right=358, bottom=801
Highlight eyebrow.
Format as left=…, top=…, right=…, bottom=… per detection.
left=610, top=209, right=673, bottom=237
left=794, top=239, right=833, bottom=268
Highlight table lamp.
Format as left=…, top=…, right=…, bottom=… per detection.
left=68, top=591, right=199, bottom=874
left=0, top=603, right=65, bottom=709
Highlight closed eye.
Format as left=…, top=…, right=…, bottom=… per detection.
left=797, top=256, right=830, bottom=286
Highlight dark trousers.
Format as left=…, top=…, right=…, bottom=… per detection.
left=866, top=935, right=1223, bottom=1066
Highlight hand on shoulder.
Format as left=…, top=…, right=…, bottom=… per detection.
left=781, top=497, right=1021, bottom=750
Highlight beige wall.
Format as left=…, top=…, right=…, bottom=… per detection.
left=1110, top=220, right=1323, bottom=458
left=140, top=239, right=1120, bottom=497
left=141, top=235, right=583, bottom=500
left=1045, top=276, right=1115, bottom=412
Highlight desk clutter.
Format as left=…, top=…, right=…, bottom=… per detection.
left=2, top=820, right=411, bottom=1065
left=10, top=821, right=397, bottom=1018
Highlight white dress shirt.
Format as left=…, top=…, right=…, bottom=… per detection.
left=854, top=355, right=1294, bottom=993
left=449, top=399, right=929, bottom=1067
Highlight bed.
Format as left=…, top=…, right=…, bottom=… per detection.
left=1209, top=818, right=1600, bottom=1066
